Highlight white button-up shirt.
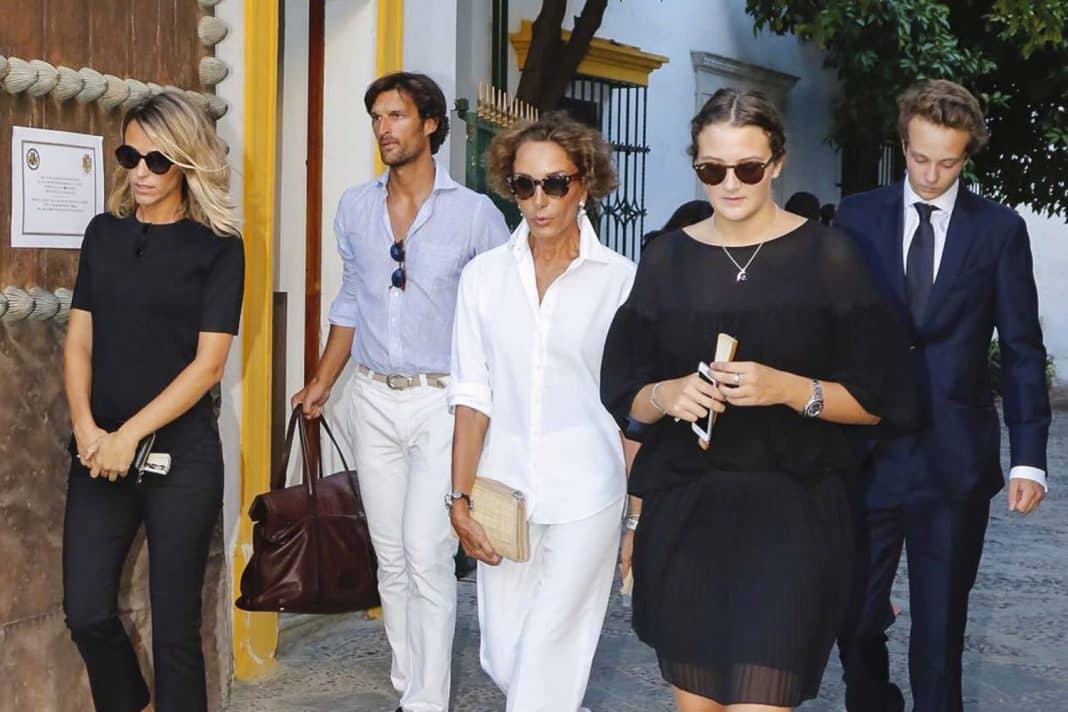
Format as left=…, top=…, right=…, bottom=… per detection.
left=902, top=175, right=958, bottom=279
left=448, top=216, right=636, bottom=524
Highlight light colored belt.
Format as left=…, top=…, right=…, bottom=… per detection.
left=356, top=364, right=447, bottom=390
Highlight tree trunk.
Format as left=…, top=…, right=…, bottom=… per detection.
left=515, top=0, right=609, bottom=112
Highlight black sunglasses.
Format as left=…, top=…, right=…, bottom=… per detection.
left=115, top=144, right=174, bottom=175
left=506, top=172, right=580, bottom=200
left=390, top=240, right=406, bottom=290
left=693, top=157, right=776, bottom=186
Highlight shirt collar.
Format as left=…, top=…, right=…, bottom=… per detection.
left=903, top=175, right=959, bottom=218
left=375, top=158, right=458, bottom=193
left=509, top=213, right=611, bottom=264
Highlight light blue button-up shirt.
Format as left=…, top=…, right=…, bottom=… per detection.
left=327, top=161, right=510, bottom=375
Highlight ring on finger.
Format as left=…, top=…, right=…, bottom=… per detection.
left=734, top=373, right=741, bottom=386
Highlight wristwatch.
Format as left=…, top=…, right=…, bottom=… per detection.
left=801, top=379, right=824, bottom=418
left=444, top=490, right=472, bottom=511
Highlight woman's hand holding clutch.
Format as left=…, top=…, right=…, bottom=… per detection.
left=450, top=503, right=503, bottom=566
left=73, top=420, right=108, bottom=467
left=709, top=361, right=804, bottom=408
left=653, top=373, right=727, bottom=423
left=89, top=430, right=138, bottom=481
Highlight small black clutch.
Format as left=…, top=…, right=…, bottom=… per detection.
left=130, top=432, right=156, bottom=477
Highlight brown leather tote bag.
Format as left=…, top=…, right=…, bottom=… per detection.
left=236, top=409, right=380, bottom=613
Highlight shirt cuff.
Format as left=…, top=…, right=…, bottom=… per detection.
left=326, top=298, right=357, bottom=327
left=1009, top=465, right=1048, bottom=492
left=447, top=381, right=492, bottom=418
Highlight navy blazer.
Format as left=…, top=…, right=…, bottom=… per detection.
left=836, top=182, right=1050, bottom=503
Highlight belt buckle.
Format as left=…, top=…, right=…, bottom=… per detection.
left=386, top=373, right=409, bottom=390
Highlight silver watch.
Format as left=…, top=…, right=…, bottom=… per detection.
left=444, top=490, right=471, bottom=510
left=801, top=379, right=824, bottom=418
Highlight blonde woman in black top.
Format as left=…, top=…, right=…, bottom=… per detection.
left=63, top=92, right=244, bottom=712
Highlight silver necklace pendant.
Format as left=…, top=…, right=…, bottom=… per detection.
left=736, top=270, right=748, bottom=282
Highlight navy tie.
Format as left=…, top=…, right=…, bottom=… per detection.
left=906, top=202, right=937, bottom=325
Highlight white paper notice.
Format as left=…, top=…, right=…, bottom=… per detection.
left=11, top=126, right=104, bottom=249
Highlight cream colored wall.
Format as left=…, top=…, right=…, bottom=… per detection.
left=276, top=0, right=378, bottom=480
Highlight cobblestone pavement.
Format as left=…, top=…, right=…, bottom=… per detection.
left=228, top=409, right=1068, bottom=711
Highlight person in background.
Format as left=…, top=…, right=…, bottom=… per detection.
left=291, top=72, right=510, bottom=712
left=642, top=199, right=715, bottom=248
left=819, top=202, right=837, bottom=227
left=785, top=190, right=821, bottom=220
left=63, top=91, right=244, bottom=712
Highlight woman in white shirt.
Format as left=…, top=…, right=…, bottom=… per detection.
left=447, top=113, right=638, bottom=711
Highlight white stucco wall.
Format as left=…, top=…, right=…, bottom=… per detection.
left=452, top=0, right=841, bottom=237
left=275, top=0, right=378, bottom=479
left=213, top=0, right=245, bottom=575
left=1022, top=209, right=1068, bottom=383
left=404, top=0, right=459, bottom=172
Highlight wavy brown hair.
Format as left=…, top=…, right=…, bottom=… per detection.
left=108, top=91, right=239, bottom=237
left=897, top=79, right=989, bottom=155
left=485, top=112, right=617, bottom=205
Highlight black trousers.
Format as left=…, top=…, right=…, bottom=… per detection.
left=839, top=498, right=990, bottom=712
left=62, top=435, right=223, bottom=712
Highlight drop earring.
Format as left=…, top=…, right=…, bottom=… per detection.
left=577, top=201, right=587, bottom=225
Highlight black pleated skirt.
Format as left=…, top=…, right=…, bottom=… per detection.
left=631, top=468, right=853, bottom=707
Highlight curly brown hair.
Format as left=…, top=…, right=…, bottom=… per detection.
left=484, top=112, right=618, bottom=204
left=897, top=79, right=989, bottom=155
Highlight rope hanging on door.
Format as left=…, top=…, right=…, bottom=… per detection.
left=0, top=2, right=233, bottom=116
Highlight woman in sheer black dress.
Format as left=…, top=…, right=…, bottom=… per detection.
left=602, top=89, right=915, bottom=711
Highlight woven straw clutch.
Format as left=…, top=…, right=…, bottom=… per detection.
left=470, top=477, right=530, bottom=562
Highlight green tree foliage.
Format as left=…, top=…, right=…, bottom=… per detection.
left=746, top=0, right=1068, bottom=217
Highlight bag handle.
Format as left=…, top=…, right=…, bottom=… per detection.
left=270, top=407, right=358, bottom=497
left=271, top=408, right=317, bottom=492
left=317, top=417, right=351, bottom=475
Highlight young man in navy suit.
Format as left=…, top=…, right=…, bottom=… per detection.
left=835, top=79, right=1051, bottom=712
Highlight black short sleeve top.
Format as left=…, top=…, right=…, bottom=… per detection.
left=71, top=213, right=245, bottom=444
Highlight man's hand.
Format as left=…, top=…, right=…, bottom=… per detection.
left=291, top=377, right=331, bottom=419
left=1008, top=477, right=1045, bottom=515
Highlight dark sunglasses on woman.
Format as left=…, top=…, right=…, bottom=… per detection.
left=506, top=172, right=580, bottom=200
left=115, top=144, right=174, bottom=175
left=692, top=158, right=775, bottom=186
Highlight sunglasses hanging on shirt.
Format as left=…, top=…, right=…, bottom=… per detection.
left=506, top=172, right=580, bottom=200
left=390, top=240, right=406, bottom=290
left=115, top=144, right=175, bottom=175
left=692, top=157, right=776, bottom=186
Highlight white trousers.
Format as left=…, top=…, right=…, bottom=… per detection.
left=348, top=373, right=457, bottom=712
left=477, top=498, right=624, bottom=712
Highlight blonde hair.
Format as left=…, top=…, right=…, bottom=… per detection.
left=107, top=91, right=240, bottom=237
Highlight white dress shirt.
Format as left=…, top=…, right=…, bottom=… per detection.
left=448, top=215, right=637, bottom=523
left=902, top=177, right=1047, bottom=491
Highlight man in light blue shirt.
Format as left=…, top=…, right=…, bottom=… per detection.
left=292, top=72, right=509, bottom=712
